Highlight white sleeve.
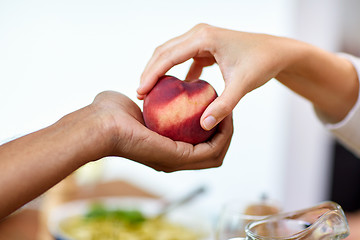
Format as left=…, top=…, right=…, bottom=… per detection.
left=315, top=53, right=360, bottom=157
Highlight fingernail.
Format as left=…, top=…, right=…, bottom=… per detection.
left=203, top=116, right=216, bottom=130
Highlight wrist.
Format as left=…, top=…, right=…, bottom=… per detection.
left=56, top=104, right=113, bottom=165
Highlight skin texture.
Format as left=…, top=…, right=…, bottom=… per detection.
left=0, top=91, right=233, bottom=220
left=137, top=24, right=359, bottom=130
left=143, top=75, right=217, bottom=144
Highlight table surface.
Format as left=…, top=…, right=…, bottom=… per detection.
left=0, top=178, right=157, bottom=240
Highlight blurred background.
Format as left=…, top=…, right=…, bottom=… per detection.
left=0, top=0, right=359, bottom=223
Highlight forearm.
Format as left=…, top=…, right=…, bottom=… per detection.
left=0, top=105, right=107, bottom=219
left=276, top=40, right=359, bottom=123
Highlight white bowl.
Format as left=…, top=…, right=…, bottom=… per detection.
left=48, top=197, right=210, bottom=240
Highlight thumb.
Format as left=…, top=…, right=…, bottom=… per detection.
left=200, top=79, right=246, bottom=131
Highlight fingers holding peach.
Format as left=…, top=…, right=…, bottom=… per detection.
left=142, top=113, right=234, bottom=172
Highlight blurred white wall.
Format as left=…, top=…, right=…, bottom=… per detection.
left=1, top=0, right=342, bottom=220
left=281, top=0, right=339, bottom=210
left=281, top=0, right=349, bottom=211
left=340, top=0, right=360, bottom=56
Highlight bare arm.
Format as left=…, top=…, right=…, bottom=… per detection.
left=0, top=91, right=233, bottom=219
left=0, top=105, right=105, bottom=218
left=138, top=24, right=359, bottom=129
left=276, top=45, right=358, bottom=123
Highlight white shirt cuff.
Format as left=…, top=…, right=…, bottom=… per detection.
left=315, top=53, right=360, bottom=156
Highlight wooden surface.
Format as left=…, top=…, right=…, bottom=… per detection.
left=0, top=177, right=158, bottom=240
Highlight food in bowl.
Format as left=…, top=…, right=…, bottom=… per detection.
left=49, top=198, right=206, bottom=240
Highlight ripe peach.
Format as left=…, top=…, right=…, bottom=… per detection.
left=143, top=75, right=217, bottom=144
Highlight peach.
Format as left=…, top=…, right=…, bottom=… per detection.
left=143, top=75, right=218, bottom=144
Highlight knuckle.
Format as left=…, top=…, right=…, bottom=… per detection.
left=196, top=24, right=215, bottom=44
left=152, top=166, right=163, bottom=172
left=162, top=168, right=176, bottom=173
left=193, top=23, right=214, bottom=32
left=154, top=44, right=163, bottom=53
left=189, top=23, right=216, bottom=50
left=154, top=44, right=167, bottom=57
left=161, top=159, right=183, bottom=173
left=213, top=160, right=224, bottom=168
left=193, top=23, right=210, bottom=30
left=208, top=143, right=227, bottom=167
left=162, top=162, right=181, bottom=172
left=156, top=45, right=171, bottom=59
left=95, top=90, right=109, bottom=99
left=211, top=154, right=224, bottom=168
left=152, top=164, right=174, bottom=173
